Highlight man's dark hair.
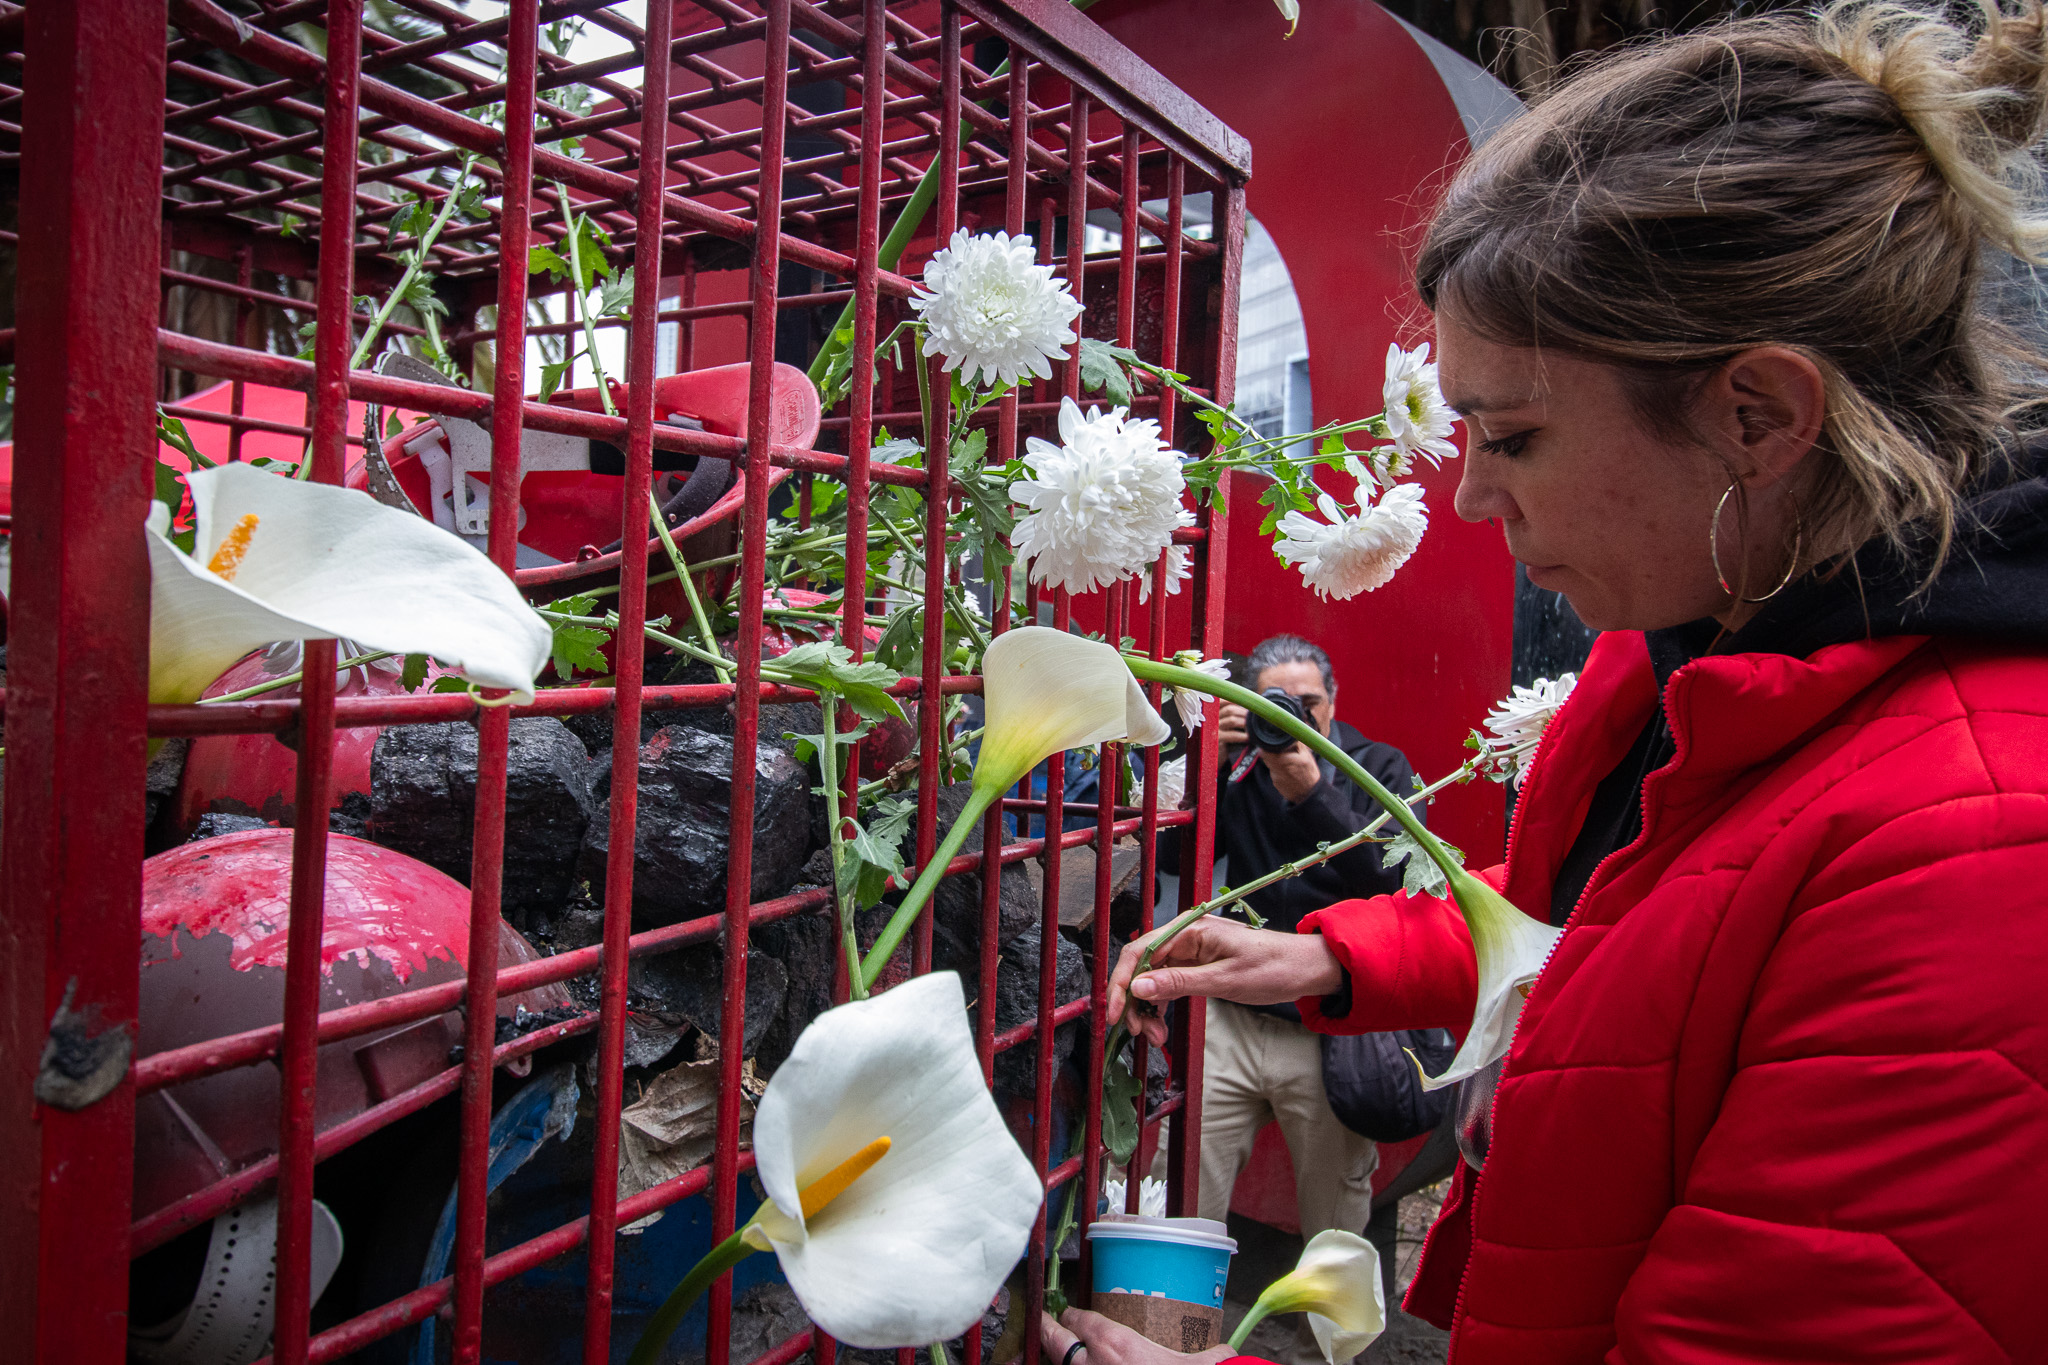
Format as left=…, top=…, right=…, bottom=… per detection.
left=1247, top=634, right=1335, bottom=699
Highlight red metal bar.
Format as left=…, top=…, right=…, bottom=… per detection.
left=448, top=4, right=538, bottom=1359
left=910, top=1, right=964, bottom=978
left=1064, top=89, right=1088, bottom=404
left=131, top=1009, right=598, bottom=1258
left=153, top=330, right=939, bottom=491
left=1167, top=180, right=1246, bottom=1219
left=712, top=5, right=790, bottom=1360
left=1, top=1, right=164, bottom=1356
left=579, top=3, right=677, bottom=1359
left=832, top=0, right=889, bottom=1016
left=271, top=3, right=361, bottom=1357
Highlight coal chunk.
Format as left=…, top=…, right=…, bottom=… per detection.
left=990, top=921, right=1088, bottom=1110
left=631, top=942, right=788, bottom=1057
left=188, top=811, right=270, bottom=842
left=579, top=725, right=811, bottom=925
left=367, top=718, right=597, bottom=922
left=926, top=782, right=1039, bottom=979
left=751, top=910, right=836, bottom=1073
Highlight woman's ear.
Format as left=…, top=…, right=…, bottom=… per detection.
left=1699, top=346, right=1827, bottom=490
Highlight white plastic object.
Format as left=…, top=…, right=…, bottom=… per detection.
left=129, top=1195, right=345, bottom=1365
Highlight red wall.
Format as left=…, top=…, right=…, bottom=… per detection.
left=1092, top=0, right=1516, bottom=866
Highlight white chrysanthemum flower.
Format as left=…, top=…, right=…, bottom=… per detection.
left=1136, top=756, right=1188, bottom=812
left=1137, top=544, right=1191, bottom=604
left=1165, top=652, right=1231, bottom=732
left=1104, top=1175, right=1169, bottom=1218
left=910, top=228, right=1083, bottom=389
left=1480, top=673, right=1578, bottom=788
left=1273, top=483, right=1428, bottom=601
left=1011, top=397, right=1196, bottom=595
left=1381, top=343, right=1459, bottom=468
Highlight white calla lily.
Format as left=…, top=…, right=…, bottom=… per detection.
left=1415, top=875, right=1561, bottom=1091
left=1229, top=1230, right=1384, bottom=1363
left=745, top=971, right=1041, bottom=1347
left=629, top=973, right=1042, bottom=1363
left=859, top=628, right=1170, bottom=986
left=976, top=626, right=1171, bottom=793
left=148, top=463, right=550, bottom=705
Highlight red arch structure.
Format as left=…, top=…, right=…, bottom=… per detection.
left=1097, top=0, right=1518, bottom=870
left=1092, top=0, right=1520, bottom=1231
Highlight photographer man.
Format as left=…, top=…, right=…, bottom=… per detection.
left=1164, top=635, right=1418, bottom=1365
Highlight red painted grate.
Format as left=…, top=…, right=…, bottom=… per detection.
left=1, top=3, right=1247, bottom=1363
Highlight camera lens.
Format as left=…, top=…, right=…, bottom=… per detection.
left=1246, top=687, right=1311, bottom=752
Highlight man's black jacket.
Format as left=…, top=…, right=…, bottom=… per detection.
left=1162, top=718, right=1420, bottom=936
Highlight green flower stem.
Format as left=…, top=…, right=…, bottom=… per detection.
left=626, top=1227, right=759, bottom=1365
left=1123, top=657, right=1468, bottom=891
left=556, top=184, right=618, bottom=416
left=803, top=0, right=1103, bottom=392
left=651, top=492, right=733, bottom=684
left=877, top=512, right=990, bottom=654
left=348, top=159, right=470, bottom=372
left=819, top=694, right=870, bottom=1000
left=198, top=649, right=396, bottom=704
left=1041, top=1128, right=1087, bottom=1315
left=1226, top=1300, right=1275, bottom=1351
left=858, top=781, right=1000, bottom=988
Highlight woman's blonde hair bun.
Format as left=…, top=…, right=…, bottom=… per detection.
left=1417, top=0, right=2048, bottom=584
left=1819, top=0, right=2048, bottom=260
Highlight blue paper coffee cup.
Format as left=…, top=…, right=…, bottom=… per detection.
left=1087, top=1216, right=1237, bottom=1309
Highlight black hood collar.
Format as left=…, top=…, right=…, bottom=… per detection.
left=1650, top=435, right=2048, bottom=677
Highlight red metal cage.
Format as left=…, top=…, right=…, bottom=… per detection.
left=1, top=3, right=1247, bottom=1362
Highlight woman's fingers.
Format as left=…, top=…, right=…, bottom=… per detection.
left=1106, top=921, right=1187, bottom=1026
left=1039, top=1311, right=1079, bottom=1361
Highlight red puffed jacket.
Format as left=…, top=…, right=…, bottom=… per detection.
left=1266, top=622, right=2048, bottom=1363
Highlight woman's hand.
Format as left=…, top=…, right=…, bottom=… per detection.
left=1106, top=915, right=1345, bottom=1046
left=1039, top=1309, right=1234, bottom=1365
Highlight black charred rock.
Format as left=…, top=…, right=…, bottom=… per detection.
left=990, top=920, right=1088, bottom=1109
left=328, top=790, right=371, bottom=839
left=579, top=725, right=811, bottom=926
left=927, top=782, right=1038, bottom=980
left=188, top=811, right=270, bottom=841
left=367, top=718, right=597, bottom=923
left=751, top=909, right=836, bottom=1073
left=631, top=941, right=788, bottom=1057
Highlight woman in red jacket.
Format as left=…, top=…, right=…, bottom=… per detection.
left=1049, top=2, right=2048, bottom=1361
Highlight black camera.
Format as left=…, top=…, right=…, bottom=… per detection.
left=1246, top=687, right=1312, bottom=752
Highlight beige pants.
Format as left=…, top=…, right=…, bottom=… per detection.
left=1200, top=1000, right=1379, bottom=1365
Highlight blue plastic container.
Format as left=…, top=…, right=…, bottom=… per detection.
left=1087, top=1217, right=1238, bottom=1308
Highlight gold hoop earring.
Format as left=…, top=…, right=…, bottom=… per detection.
left=1710, top=481, right=1804, bottom=604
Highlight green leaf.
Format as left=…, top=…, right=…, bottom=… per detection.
left=773, top=641, right=905, bottom=722
left=873, top=432, right=924, bottom=466
left=278, top=213, right=302, bottom=239
left=538, top=356, right=575, bottom=402
left=431, top=675, right=475, bottom=694
left=1078, top=337, right=1139, bottom=408
left=550, top=623, right=611, bottom=680
left=874, top=605, right=923, bottom=673
left=1100, top=1035, right=1144, bottom=1167
left=597, top=265, right=635, bottom=318
left=528, top=243, right=572, bottom=281
left=400, top=653, right=430, bottom=692
left=1379, top=828, right=1464, bottom=899
left=951, top=426, right=989, bottom=469
left=840, top=795, right=916, bottom=908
